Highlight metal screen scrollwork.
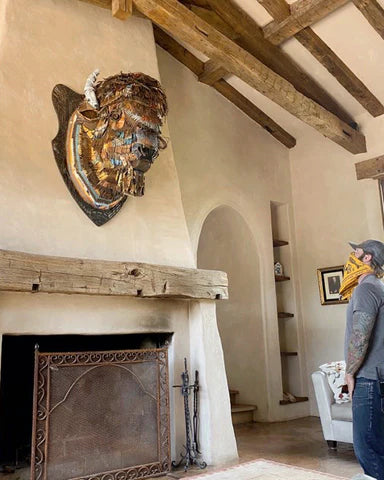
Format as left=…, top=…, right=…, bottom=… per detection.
left=31, top=348, right=170, bottom=480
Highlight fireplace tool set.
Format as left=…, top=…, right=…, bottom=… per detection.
left=172, top=358, right=207, bottom=472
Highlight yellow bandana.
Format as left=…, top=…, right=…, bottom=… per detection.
left=339, top=252, right=374, bottom=301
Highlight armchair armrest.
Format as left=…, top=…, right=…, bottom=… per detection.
left=312, top=371, right=334, bottom=440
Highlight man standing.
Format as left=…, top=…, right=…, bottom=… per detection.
left=340, top=240, right=384, bottom=480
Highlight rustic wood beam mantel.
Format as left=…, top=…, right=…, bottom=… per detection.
left=263, top=0, right=350, bottom=45
left=135, top=0, right=365, bottom=153
left=353, top=0, right=384, bottom=40
left=154, top=26, right=297, bottom=148
left=0, top=249, right=228, bottom=300
left=355, top=155, right=384, bottom=180
left=259, top=0, right=384, bottom=117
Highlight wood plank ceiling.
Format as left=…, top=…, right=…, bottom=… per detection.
left=81, top=0, right=384, bottom=153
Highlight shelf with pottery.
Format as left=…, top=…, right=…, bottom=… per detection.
left=271, top=206, right=308, bottom=412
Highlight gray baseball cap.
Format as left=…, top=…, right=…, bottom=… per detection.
left=349, top=239, right=384, bottom=268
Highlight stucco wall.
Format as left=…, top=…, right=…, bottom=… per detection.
left=289, top=116, right=384, bottom=415
left=0, top=0, right=237, bottom=465
left=157, top=47, right=309, bottom=421
left=0, top=0, right=193, bottom=267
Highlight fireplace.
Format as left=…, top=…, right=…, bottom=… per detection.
left=0, top=334, right=172, bottom=478
left=0, top=250, right=237, bottom=475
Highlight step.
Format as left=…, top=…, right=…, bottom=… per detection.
left=231, top=404, right=257, bottom=425
left=229, top=388, right=239, bottom=405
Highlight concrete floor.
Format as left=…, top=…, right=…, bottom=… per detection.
left=0, top=417, right=362, bottom=480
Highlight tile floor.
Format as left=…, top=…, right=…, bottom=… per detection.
left=167, top=417, right=361, bottom=479
left=0, top=417, right=361, bottom=480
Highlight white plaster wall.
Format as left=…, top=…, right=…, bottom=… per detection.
left=289, top=114, right=384, bottom=415
left=0, top=0, right=193, bottom=267
left=0, top=0, right=237, bottom=465
left=197, top=206, right=267, bottom=419
left=157, top=47, right=309, bottom=421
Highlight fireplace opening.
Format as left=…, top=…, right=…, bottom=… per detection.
left=0, top=333, right=172, bottom=473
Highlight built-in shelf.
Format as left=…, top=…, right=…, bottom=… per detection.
left=280, top=351, right=298, bottom=356
left=273, top=239, right=289, bottom=247
left=275, top=275, right=290, bottom=282
left=279, top=396, right=309, bottom=405
left=278, top=312, right=294, bottom=318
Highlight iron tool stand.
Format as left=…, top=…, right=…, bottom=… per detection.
left=172, top=358, right=207, bottom=472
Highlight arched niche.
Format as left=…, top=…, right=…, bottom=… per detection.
left=197, top=206, right=267, bottom=417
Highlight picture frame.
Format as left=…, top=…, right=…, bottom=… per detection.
left=317, top=265, right=348, bottom=305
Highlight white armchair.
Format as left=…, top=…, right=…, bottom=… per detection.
left=312, top=371, right=353, bottom=448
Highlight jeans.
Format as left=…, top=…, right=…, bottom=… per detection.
left=353, top=377, right=384, bottom=480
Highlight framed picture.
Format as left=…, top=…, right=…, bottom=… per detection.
left=317, top=265, right=348, bottom=305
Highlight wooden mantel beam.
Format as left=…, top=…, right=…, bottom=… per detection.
left=263, top=0, right=350, bottom=45
left=135, top=0, right=365, bottom=153
left=0, top=249, right=228, bottom=300
left=259, top=0, right=384, bottom=117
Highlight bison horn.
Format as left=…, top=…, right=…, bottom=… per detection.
left=84, top=69, right=100, bottom=109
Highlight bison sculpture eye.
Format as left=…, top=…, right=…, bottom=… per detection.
left=52, top=70, right=168, bottom=226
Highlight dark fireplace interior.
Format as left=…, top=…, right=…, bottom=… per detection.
left=0, top=333, right=172, bottom=471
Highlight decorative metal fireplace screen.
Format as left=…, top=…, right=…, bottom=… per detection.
left=31, top=348, right=170, bottom=480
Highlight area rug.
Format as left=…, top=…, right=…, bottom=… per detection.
left=186, top=459, right=348, bottom=480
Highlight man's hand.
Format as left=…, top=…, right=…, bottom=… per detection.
left=345, top=373, right=355, bottom=396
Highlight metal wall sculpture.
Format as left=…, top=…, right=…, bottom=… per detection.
left=52, top=70, right=168, bottom=225
left=31, top=347, right=170, bottom=480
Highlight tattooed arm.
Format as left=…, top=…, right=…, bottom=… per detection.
left=346, top=310, right=376, bottom=376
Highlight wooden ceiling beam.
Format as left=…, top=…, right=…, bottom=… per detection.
left=204, top=0, right=356, bottom=127
left=258, top=0, right=290, bottom=22
left=154, top=26, right=296, bottom=148
left=134, top=0, right=365, bottom=153
left=189, top=5, right=240, bottom=40
left=353, top=0, right=384, bottom=40
left=112, top=0, right=132, bottom=19
left=355, top=155, right=384, bottom=180
left=198, top=60, right=228, bottom=85
left=259, top=0, right=384, bottom=117
left=263, top=0, right=350, bottom=45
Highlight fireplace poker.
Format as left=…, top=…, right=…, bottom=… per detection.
left=172, top=358, right=206, bottom=472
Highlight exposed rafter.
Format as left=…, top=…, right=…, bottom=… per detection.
left=263, top=0, right=349, bottom=45
left=133, top=0, right=365, bottom=153
left=258, top=0, right=290, bottom=21
left=112, top=0, right=132, bottom=18
left=154, top=26, right=296, bottom=148
left=202, top=0, right=355, bottom=127
left=353, top=0, right=384, bottom=40
left=355, top=155, right=384, bottom=180
left=199, top=60, right=228, bottom=86
left=259, top=0, right=384, bottom=117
